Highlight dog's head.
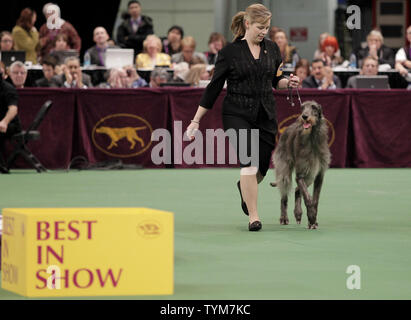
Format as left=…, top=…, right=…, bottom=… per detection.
left=298, top=100, right=322, bottom=133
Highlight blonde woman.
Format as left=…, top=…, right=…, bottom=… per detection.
left=186, top=4, right=300, bottom=231
left=356, top=30, right=395, bottom=68
left=136, top=35, right=171, bottom=69
left=184, top=64, right=210, bottom=87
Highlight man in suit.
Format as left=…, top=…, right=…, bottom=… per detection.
left=35, top=56, right=57, bottom=87
left=116, top=0, right=154, bottom=56
left=302, top=59, right=341, bottom=89
left=50, top=56, right=92, bottom=88
left=84, top=27, right=118, bottom=67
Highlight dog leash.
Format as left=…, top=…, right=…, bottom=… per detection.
left=286, top=76, right=302, bottom=107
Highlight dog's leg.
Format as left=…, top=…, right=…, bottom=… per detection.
left=296, top=177, right=316, bottom=229
left=280, top=195, right=289, bottom=225
left=294, top=187, right=302, bottom=224
left=311, top=172, right=325, bottom=227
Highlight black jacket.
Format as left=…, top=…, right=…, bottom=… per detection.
left=199, top=38, right=284, bottom=122
left=0, top=78, right=21, bottom=128
left=116, top=15, right=154, bottom=55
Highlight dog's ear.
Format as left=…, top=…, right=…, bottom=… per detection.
left=314, top=102, right=323, bottom=119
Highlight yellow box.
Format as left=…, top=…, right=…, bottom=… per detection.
left=1, top=208, right=174, bottom=297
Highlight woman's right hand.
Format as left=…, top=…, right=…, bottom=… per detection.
left=186, top=121, right=199, bottom=140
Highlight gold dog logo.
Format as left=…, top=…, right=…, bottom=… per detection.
left=277, top=114, right=336, bottom=147
left=137, top=220, right=162, bottom=239
left=92, top=114, right=153, bottom=158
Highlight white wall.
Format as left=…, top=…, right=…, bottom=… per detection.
left=270, top=0, right=338, bottom=60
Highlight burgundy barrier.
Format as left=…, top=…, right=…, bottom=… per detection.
left=8, top=88, right=411, bottom=169
left=350, top=89, right=411, bottom=168
left=12, top=89, right=75, bottom=169
left=75, top=88, right=169, bottom=168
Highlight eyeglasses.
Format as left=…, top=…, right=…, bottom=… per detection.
left=1, top=39, right=13, bottom=43
left=11, top=71, right=27, bottom=75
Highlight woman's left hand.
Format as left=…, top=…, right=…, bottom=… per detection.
left=288, top=73, right=300, bottom=88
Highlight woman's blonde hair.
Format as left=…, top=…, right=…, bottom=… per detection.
left=181, top=36, right=196, bottom=49
left=185, top=63, right=207, bottom=86
left=143, top=34, right=162, bottom=52
left=231, top=4, right=272, bottom=40
left=367, top=30, right=384, bottom=43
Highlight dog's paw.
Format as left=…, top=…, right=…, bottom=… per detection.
left=296, top=219, right=301, bottom=224
left=308, top=222, right=318, bottom=230
left=279, top=217, right=289, bottom=225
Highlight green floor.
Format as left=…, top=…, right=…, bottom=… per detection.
left=1, top=168, right=410, bottom=300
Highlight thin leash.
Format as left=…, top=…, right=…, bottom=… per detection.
left=286, top=76, right=302, bottom=107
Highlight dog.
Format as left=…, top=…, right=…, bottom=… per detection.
left=272, top=100, right=331, bottom=229
left=96, top=126, right=147, bottom=150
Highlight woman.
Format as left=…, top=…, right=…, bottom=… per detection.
left=12, top=8, right=40, bottom=64
left=293, top=58, right=310, bottom=87
left=271, top=28, right=299, bottom=67
left=395, top=25, right=411, bottom=77
left=161, top=25, right=184, bottom=56
left=136, top=35, right=171, bottom=69
left=204, top=32, right=227, bottom=65
left=356, top=30, right=395, bottom=68
left=184, top=63, right=210, bottom=87
left=186, top=4, right=300, bottom=231
left=318, top=36, right=343, bottom=67
left=0, top=31, right=14, bottom=51
left=171, top=36, right=208, bottom=66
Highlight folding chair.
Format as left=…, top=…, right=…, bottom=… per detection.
left=7, top=100, right=53, bottom=173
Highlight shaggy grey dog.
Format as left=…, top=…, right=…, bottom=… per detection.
left=273, top=100, right=331, bottom=229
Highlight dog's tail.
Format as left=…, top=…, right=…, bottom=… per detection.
left=273, top=152, right=293, bottom=197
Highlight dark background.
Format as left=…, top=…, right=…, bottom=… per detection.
left=0, top=0, right=121, bottom=60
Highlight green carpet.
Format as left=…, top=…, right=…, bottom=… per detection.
left=1, top=168, right=410, bottom=300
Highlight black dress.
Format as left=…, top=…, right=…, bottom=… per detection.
left=199, top=37, right=284, bottom=176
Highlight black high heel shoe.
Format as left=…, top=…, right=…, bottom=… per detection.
left=237, top=181, right=249, bottom=216
left=248, top=221, right=262, bottom=231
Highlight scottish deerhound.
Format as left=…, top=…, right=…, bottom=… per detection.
left=272, top=100, right=331, bottom=229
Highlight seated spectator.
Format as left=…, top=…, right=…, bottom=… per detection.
left=123, top=65, right=147, bottom=88
left=345, top=56, right=388, bottom=88
left=116, top=0, right=154, bottom=56
left=0, top=62, right=8, bottom=80
left=84, top=27, right=118, bottom=67
left=136, top=35, right=171, bottom=69
left=313, top=32, right=341, bottom=60
left=39, top=3, right=81, bottom=60
left=12, top=8, right=40, bottom=64
left=161, top=25, right=184, bottom=56
left=318, top=36, right=343, bottom=67
left=355, top=30, right=395, bottom=68
left=149, top=68, right=169, bottom=88
left=99, top=68, right=129, bottom=88
left=8, top=61, right=28, bottom=88
left=48, top=34, right=78, bottom=66
left=302, top=59, right=341, bottom=89
left=0, top=31, right=14, bottom=51
left=184, top=64, right=210, bottom=87
left=395, top=25, right=411, bottom=77
left=171, top=36, right=207, bottom=66
left=0, top=73, right=21, bottom=173
left=204, top=32, right=226, bottom=65
left=293, top=58, right=310, bottom=87
left=50, top=57, right=92, bottom=88
left=272, top=28, right=299, bottom=67
left=35, top=56, right=57, bottom=87
left=171, top=62, right=189, bottom=83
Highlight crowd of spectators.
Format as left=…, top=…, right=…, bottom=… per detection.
left=0, top=1, right=410, bottom=90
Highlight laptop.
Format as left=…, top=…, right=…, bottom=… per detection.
left=0, top=51, right=26, bottom=67
left=105, top=48, right=134, bottom=69
left=356, top=75, right=390, bottom=89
